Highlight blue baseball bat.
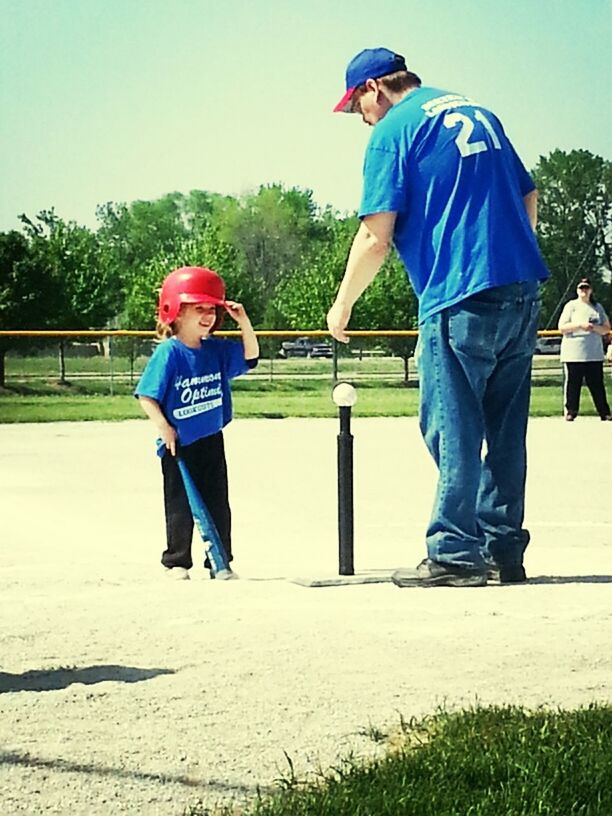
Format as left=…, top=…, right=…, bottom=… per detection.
left=176, top=457, right=235, bottom=578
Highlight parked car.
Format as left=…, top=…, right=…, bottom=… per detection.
left=278, top=337, right=313, bottom=358
left=534, top=338, right=561, bottom=355
left=310, top=341, right=334, bottom=359
left=278, top=337, right=333, bottom=359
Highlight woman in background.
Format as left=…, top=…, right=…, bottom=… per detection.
left=558, top=277, right=611, bottom=421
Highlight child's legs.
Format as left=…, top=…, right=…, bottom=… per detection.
left=161, top=452, right=194, bottom=569
left=181, top=432, right=233, bottom=563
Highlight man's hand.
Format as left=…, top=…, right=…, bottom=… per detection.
left=327, top=301, right=352, bottom=344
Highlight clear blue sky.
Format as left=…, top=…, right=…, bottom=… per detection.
left=1, top=0, right=610, bottom=232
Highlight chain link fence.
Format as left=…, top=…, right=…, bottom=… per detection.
left=0, top=329, right=579, bottom=394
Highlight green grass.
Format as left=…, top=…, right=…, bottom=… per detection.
left=189, top=704, right=612, bottom=816
left=0, top=394, right=143, bottom=423
left=0, top=381, right=575, bottom=423
left=4, top=351, right=564, bottom=381
left=0, top=352, right=596, bottom=422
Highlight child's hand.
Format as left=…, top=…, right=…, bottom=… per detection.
left=225, top=301, right=259, bottom=360
left=225, top=301, right=250, bottom=326
left=159, top=422, right=178, bottom=456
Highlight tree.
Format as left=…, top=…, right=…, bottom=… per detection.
left=19, top=211, right=120, bottom=330
left=273, top=215, right=358, bottom=329
left=122, top=226, right=263, bottom=330
left=273, top=214, right=418, bottom=376
left=0, top=230, right=58, bottom=386
left=179, top=189, right=237, bottom=236
left=215, top=184, right=324, bottom=318
left=354, top=251, right=418, bottom=383
left=532, top=150, right=611, bottom=326
left=11, top=211, right=122, bottom=382
left=95, top=193, right=189, bottom=297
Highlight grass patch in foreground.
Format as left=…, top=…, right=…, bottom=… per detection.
left=192, top=704, right=611, bottom=816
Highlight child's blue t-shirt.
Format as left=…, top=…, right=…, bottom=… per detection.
left=135, top=336, right=250, bottom=455
left=359, top=87, right=549, bottom=324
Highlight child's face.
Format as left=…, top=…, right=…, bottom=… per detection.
left=176, top=302, right=217, bottom=339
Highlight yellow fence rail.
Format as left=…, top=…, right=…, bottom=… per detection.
left=0, top=329, right=569, bottom=338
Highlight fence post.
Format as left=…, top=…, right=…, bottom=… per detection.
left=129, top=336, right=135, bottom=386
left=108, top=335, right=114, bottom=396
left=268, top=339, right=274, bottom=383
left=332, top=339, right=339, bottom=382
left=58, top=341, right=67, bottom=384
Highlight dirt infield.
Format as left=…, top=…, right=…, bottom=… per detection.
left=1, top=417, right=611, bottom=814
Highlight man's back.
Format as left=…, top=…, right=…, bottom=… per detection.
left=359, top=87, right=549, bottom=321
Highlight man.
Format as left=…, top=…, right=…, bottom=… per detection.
left=327, top=47, right=549, bottom=587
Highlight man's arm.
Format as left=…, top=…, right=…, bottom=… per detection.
left=524, top=189, right=538, bottom=232
left=326, top=212, right=397, bottom=343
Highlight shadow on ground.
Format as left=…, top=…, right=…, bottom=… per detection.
left=0, top=664, right=175, bottom=693
left=0, top=749, right=264, bottom=796
left=378, top=568, right=612, bottom=588
left=527, top=575, right=612, bottom=585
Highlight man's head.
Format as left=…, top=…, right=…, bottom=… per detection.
left=333, top=47, right=421, bottom=125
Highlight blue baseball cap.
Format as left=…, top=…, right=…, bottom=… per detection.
left=333, top=47, right=407, bottom=113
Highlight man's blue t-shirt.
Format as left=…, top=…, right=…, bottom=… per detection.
left=135, top=336, right=250, bottom=455
left=359, top=87, right=549, bottom=323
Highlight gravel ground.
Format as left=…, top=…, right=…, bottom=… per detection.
left=1, top=417, right=611, bottom=815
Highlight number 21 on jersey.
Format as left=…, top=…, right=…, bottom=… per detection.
left=444, top=110, right=502, bottom=158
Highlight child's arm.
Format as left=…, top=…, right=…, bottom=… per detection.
left=225, top=301, right=260, bottom=360
left=138, top=396, right=177, bottom=456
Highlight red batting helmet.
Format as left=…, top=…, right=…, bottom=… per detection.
left=158, top=266, right=227, bottom=331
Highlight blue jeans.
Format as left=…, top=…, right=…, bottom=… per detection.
left=417, top=281, right=540, bottom=570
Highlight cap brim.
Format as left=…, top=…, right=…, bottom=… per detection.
left=333, top=87, right=356, bottom=113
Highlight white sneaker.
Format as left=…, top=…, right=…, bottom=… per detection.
left=215, top=568, right=239, bottom=581
left=164, top=567, right=190, bottom=580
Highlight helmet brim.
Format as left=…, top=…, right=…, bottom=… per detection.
left=179, top=293, right=227, bottom=308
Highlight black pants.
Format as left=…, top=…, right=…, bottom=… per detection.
left=563, top=361, right=611, bottom=418
left=160, top=432, right=232, bottom=569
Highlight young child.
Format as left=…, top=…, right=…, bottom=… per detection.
left=135, top=265, right=259, bottom=580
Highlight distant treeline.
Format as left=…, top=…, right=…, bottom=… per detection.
left=1, top=147, right=610, bottom=341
